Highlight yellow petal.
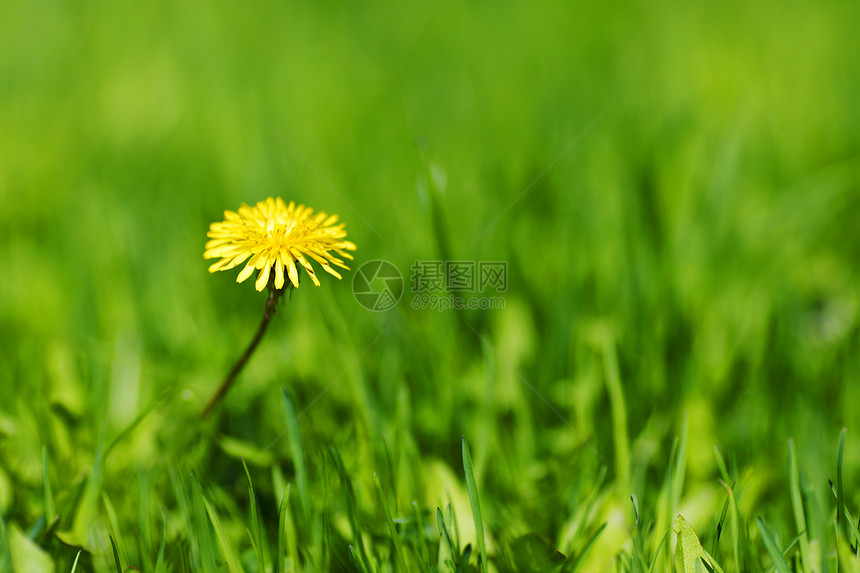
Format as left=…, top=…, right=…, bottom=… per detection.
left=255, top=265, right=271, bottom=291
left=248, top=251, right=264, bottom=269
left=204, top=238, right=231, bottom=250
left=237, top=262, right=256, bottom=283
left=311, top=212, right=327, bottom=227
left=290, top=249, right=313, bottom=273
left=274, top=258, right=285, bottom=290
left=287, top=257, right=299, bottom=288
left=224, top=251, right=252, bottom=270
left=318, top=263, right=342, bottom=279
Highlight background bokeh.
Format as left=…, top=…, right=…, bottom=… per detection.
left=1, top=1, right=859, bottom=571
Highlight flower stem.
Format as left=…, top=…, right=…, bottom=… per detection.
left=201, top=286, right=285, bottom=418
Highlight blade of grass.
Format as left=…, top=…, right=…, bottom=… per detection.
left=836, top=428, right=848, bottom=541
left=445, top=502, right=461, bottom=555
left=282, top=388, right=310, bottom=525
left=64, top=422, right=106, bottom=547
left=462, top=437, right=488, bottom=573
left=109, top=534, right=122, bottom=573
left=437, top=507, right=457, bottom=566
left=103, top=493, right=127, bottom=569
left=757, top=517, right=791, bottom=573
left=763, top=531, right=806, bottom=573
left=154, top=507, right=167, bottom=573
left=836, top=428, right=860, bottom=546
left=317, top=452, right=332, bottom=572
left=566, top=465, right=607, bottom=551
left=655, top=436, right=679, bottom=568
left=103, top=387, right=169, bottom=459
left=713, top=446, right=731, bottom=492
left=718, top=480, right=741, bottom=572
left=243, top=459, right=266, bottom=573
left=202, top=489, right=245, bottom=573
left=827, top=480, right=860, bottom=550
left=631, top=494, right=640, bottom=527
left=648, top=528, right=671, bottom=573
left=138, top=471, right=154, bottom=572
left=0, top=512, right=8, bottom=572
left=563, top=522, right=607, bottom=573
left=382, top=434, right=399, bottom=514
left=787, top=439, right=811, bottom=572
left=672, top=417, right=689, bottom=518
left=710, top=495, right=730, bottom=556
left=330, top=446, right=369, bottom=569
left=412, top=501, right=430, bottom=564
left=277, top=483, right=291, bottom=573
left=189, top=472, right=218, bottom=572
left=601, top=331, right=630, bottom=490
left=69, top=550, right=81, bottom=573
left=374, top=472, right=408, bottom=570
left=349, top=545, right=371, bottom=573
left=171, top=469, right=206, bottom=571
left=41, top=447, right=55, bottom=524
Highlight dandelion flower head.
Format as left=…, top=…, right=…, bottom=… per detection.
left=204, top=197, right=357, bottom=291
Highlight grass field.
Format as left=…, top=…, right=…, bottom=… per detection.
left=2, top=1, right=860, bottom=571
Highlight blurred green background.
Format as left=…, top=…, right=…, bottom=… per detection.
left=1, top=1, right=859, bottom=571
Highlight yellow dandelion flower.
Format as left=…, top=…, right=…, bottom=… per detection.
left=204, top=197, right=357, bottom=291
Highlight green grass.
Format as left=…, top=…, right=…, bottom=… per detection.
left=2, top=0, right=860, bottom=571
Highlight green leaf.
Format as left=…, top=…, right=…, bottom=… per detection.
left=8, top=525, right=53, bottom=573
left=218, top=436, right=275, bottom=467
left=673, top=515, right=724, bottom=573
